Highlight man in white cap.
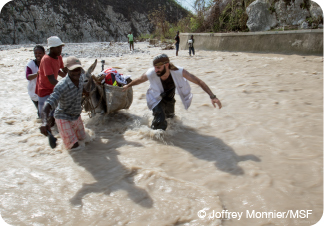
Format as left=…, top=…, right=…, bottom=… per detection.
left=40, top=56, right=88, bottom=150
left=123, top=53, right=222, bottom=130
left=35, top=36, right=67, bottom=126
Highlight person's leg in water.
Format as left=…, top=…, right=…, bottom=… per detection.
left=39, top=95, right=55, bottom=126
left=151, top=102, right=167, bottom=130
left=32, top=100, right=40, bottom=118
left=163, top=98, right=175, bottom=119
left=56, top=116, right=86, bottom=150
left=151, top=98, right=175, bottom=130
left=175, top=43, right=179, bottom=56
left=131, top=41, right=134, bottom=51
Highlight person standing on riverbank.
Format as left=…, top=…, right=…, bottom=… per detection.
left=127, top=31, right=134, bottom=51
left=188, top=35, right=195, bottom=56
left=174, top=31, right=180, bottom=56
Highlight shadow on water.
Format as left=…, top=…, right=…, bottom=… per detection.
left=165, top=119, right=261, bottom=175
left=69, top=112, right=260, bottom=207
left=69, top=113, right=153, bottom=208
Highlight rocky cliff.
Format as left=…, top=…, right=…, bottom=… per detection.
left=246, top=0, right=323, bottom=31
left=0, top=0, right=189, bottom=44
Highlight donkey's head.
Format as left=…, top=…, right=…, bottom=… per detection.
left=83, top=59, right=97, bottom=92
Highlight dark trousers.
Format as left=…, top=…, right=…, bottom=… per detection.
left=189, top=47, right=195, bottom=55
left=32, top=100, right=40, bottom=117
left=151, top=98, right=175, bottom=130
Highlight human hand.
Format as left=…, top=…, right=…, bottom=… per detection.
left=122, top=85, right=129, bottom=92
left=40, top=123, right=51, bottom=136
left=211, top=98, right=222, bottom=109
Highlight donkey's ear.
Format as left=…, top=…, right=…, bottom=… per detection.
left=87, top=59, right=97, bottom=74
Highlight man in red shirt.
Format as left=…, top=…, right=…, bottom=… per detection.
left=36, top=36, right=67, bottom=126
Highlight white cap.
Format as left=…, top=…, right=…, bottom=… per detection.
left=47, top=36, right=65, bottom=48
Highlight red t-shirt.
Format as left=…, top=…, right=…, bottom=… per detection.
left=35, top=55, right=64, bottom=97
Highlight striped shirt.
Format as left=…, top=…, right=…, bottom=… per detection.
left=46, top=75, right=83, bottom=121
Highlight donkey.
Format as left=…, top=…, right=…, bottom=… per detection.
left=82, top=59, right=106, bottom=116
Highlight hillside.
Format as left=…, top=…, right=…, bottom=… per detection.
left=0, top=0, right=189, bottom=44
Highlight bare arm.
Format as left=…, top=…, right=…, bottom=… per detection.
left=122, top=73, right=148, bottom=91
left=47, top=74, right=58, bottom=86
left=58, top=68, right=67, bottom=77
left=182, top=69, right=222, bottom=109
left=27, top=72, right=38, bottom=80
left=39, top=103, right=52, bottom=136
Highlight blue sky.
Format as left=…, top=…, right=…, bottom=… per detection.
left=176, top=0, right=324, bottom=15
left=177, top=0, right=196, bottom=13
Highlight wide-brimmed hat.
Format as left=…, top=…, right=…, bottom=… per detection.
left=64, top=56, right=82, bottom=70
left=47, top=36, right=65, bottom=48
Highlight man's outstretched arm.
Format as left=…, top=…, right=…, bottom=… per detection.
left=39, top=103, right=53, bottom=136
left=123, top=73, right=148, bottom=91
left=182, top=69, right=222, bottom=109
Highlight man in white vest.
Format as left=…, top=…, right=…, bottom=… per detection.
left=123, top=54, right=222, bottom=130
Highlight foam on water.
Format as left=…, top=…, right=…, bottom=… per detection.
left=0, top=42, right=322, bottom=226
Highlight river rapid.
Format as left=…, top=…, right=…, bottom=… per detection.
left=0, top=42, right=322, bottom=226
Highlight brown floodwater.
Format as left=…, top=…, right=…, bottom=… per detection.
left=0, top=43, right=322, bottom=225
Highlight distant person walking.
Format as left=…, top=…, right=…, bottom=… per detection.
left=25, top=45, right=45, bottom=117
left=127, top=31, right=134, bottom=51
left=188, top=35, right=195, bottom=56
left=35, top=36, right=67, bottom=126
left=174, top=31, right=180, bottom=56
left=123, top=54, right=222, bottom=130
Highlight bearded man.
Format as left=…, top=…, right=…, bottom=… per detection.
left=123, top=54, right=222, bottom=130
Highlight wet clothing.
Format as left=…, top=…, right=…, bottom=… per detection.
left=160, top=73, right=175, bottom=100
left=26, top=60, right=39, bottom=101
left=151, top=74, right=176, bottom=130
left=146, top=67, right=193, bottom=130
left=151, top=98, right=175, bottom=130
left=26, top=59, right=40, bottom=117
left=38, top=95, right=54, bottom=117
left=35, top=55, right=64, bottom=97
left=46, top=75, right=84, bottom=121
left=46, top=75, right=85, bottom=149
left=146, top=66, right=192, bottom=110
left=55, top=116, right=86, bottom=149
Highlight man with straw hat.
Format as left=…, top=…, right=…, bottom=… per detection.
left=123, top=53, right=222, bottom=130
left=40, top=56, right=88, bottom=150
left=35, top=36, right=67, bottom=126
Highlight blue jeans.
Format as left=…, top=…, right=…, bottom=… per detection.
left=175, top=43, right=179, bottom=52
left=32, top=100, right=40, bottom=117
left=189, top=47, right=195, bottom=55
left=38, top=95, right=54, bottom=116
